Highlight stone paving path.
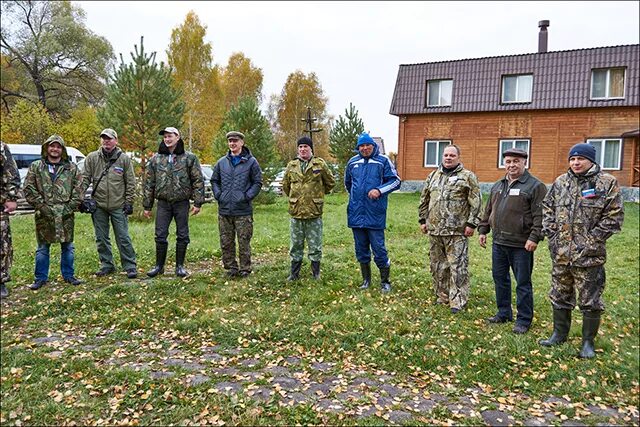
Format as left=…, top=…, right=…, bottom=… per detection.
left=19, top=331, right=640, bottom=425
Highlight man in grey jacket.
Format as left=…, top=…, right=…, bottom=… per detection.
left=478, top=148, right=547, bottom=334
left=211, top=131, right=262, bottom=278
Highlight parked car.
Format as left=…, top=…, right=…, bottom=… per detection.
left=9, top=144, right=85, bottom=211
left=269, top=169, right=285, bottom=195
left=200, top=164, right=214, bottom=203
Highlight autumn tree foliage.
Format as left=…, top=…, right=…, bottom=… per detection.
left=167, top=11, right=224, bottom=161
left=98, top=37, right=184, bottom=166
left=269, top=71, right=330, bottom=162
left=221, top=52, right=263, bottom=109
left=0, top=0, right=113, bottom=115
left=0, top=99, right=55, bottom=145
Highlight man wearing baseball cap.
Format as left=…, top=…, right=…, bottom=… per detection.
left=211, top=130, right=262, bottom=278
left=540, top=142, right=624, bottom=358
left=478, top=148, right=547, bottom=334
left=82, top=128, right=138, bottom=279
left=143, top=127, right=205, bottom=278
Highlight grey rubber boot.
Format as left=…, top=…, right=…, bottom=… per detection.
left=147, top=242, right=168, bottom=278
left=539, top=309, right=572, bottom=347
left=579, top=311, right=601, bottom=359
left=287, top=260, right=302, bottom=281
left=359, top=263, right=371, bottom=289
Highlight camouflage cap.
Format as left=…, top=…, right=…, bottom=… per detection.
left=226, top=131, right=245, bottom=140
left=44, top=134, right=65, bottom=146
left=100, top=128, right=118, bottom=139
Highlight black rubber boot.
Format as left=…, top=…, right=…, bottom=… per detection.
left=287, top=260, right=302, bottom=281
left=175, top=244, right=188, bottom=277
left=0, top=283, right=8, bottom=299
left=579, top=311, right=601, bottom=359
left=147, top=242, right=167, bottom=278
left=539, top=308, right=572, bottom=347
left=359, top=263, right=371, bottom=289
left=379, top=266, right=391, bottom=293
left=311, top=261, right=321, bottom=280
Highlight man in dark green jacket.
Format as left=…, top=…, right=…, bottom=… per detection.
left=143, top=127, right=204, bottom=278
left=24, top=135, right=84, bottom=289
left=1, top=142, right=21, bottom=298
left=478, top=148, right=547, bottom=334
left=282, top=136, right=335, bottom=280
left=82, top=128, right=138, bottom=279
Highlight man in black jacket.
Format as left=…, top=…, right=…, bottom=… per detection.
left=478, top=148, right=547, bottom=334
left=211, top=131, right=262, bottom=278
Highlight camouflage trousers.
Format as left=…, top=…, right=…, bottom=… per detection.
left=429, top=235, right=470, bottom=309
left=0, top=212, right=12, bottom=283
left=550, top=264, right=606, bottom=312
left=219, top=215, right=253, bottom=273
left=290, top=217, right=323, bottom=262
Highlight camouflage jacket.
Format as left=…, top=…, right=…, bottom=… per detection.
left=282, top=156, right=336, bottom=219
left=1, top=142, right=21, bottom=206
left=24, top=140, right=84, bottom=244
left=143, top=139, right=204, bottom=210
left=82, top=147, right=136, bottom=211
left=542, top=165, right=624, bottom=267
left=418, top=163, right=482, bottom=236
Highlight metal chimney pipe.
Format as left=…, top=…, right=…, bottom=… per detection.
left=538, top=20, right=550, bottom=53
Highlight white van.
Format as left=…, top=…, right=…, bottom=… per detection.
left=7, top=143, right=85, bottom=210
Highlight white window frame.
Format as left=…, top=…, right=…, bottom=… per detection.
left=586, top=138, right=622, bottom=170
left=426, top=79, right=453, bottom=107
left=590, top=68, right=626, bottom=100
left=501, top=74, right=533, bottom=104
left=498, top=139, right=530, bottom=168
left=424, top=140, right=451, bottom=167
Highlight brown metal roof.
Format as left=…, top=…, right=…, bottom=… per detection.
left=389, top=45, right=640, bottom=115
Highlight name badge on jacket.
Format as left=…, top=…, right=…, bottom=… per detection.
left=509, top=188, right=520, bottom=196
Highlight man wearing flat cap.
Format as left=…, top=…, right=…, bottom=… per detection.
left=211, top=131, right=262, bottom=278
left=143, top=127, right=204, bottom=278
left=282, top=136, right=335, bottom=281
left=478, top=148, right=547, bottom=334
left=82, top=128, right=138, bottom=279
left=539, top=142, right=624, bottom=358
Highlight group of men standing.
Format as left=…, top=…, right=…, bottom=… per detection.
left=0, top=130, right=625, bottom=359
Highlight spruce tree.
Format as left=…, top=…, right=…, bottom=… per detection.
left=329, top=103, right=365, bottom=190
left=212, top=96, right=279, bottom=182
left=98, top=37, right=185, bottom=166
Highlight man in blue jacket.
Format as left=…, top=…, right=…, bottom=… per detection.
left=211, top=131, right=262, bottom=278
left=345, top=133, right=401, bottom=293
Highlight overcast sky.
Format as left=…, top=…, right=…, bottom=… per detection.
left=79, top=1, right=639, bottom=153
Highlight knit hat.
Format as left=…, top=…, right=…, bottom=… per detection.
left=568, top=143, right=597, bottom=164
left=356, top=132, right=375, bottom=148
left=297, top=136, right=313, bottom=151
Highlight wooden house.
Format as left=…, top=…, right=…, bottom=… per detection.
left=389, top=24, right=639, bottom=191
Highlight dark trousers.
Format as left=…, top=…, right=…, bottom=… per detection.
left=155, top=199, right=190, bottom=245
left=492, top=243, right=534, bottom=326
left=351, top=228, right=389, bottom=269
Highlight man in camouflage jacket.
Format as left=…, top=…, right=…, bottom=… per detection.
left=418, top=145, right=482, bottom=314
left=282, top=136, right=335, bottom=280
left=24, top=135, right=85, bottom=290
left=1, top=142, right=21, bottom=298
left=143, top=127, right=204, bottom=278
left=539, top=143, right=624, bottom=359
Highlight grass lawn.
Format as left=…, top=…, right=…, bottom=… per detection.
left=1, top=192, right=638, bottom=425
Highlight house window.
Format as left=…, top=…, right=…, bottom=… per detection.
left=498, top=139, right=530, bottom=168
left=591, top=68, right=625, bottom=99
left=426, top=79, right=453, bottom=107
left=587, top=138, right=622, bottom=170
left=424, top=140, right=451, bottom=167
left=501, top=74, right=533, bottom=103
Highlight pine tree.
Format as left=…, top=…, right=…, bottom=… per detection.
left=98, top=37, right=185, bottom=166
left=212, top=96, right=279, bottom=183
left=329, top=103, right=365, bottom=189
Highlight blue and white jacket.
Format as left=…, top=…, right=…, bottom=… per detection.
left=344, top=144, right=401, bottom=229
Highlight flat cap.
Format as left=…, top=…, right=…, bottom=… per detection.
left=226, top=131, right=245, bottom=140
left=100, top=128, right=118, bottom=139
left=502, top=148, right=528, bottom=159
left=159, top=127, right=180, bottom=137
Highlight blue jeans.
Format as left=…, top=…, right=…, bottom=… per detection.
left=492, top=243, right=534, bottom=326
left=35, top=242, right=75, bottom=282
left=352, top=228, right=389, bottom=269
